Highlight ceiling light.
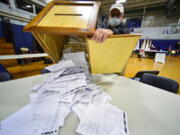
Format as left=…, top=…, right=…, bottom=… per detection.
left=25, top=5, right=32, bottom=8
left=116, top=0, right=127, bottom=4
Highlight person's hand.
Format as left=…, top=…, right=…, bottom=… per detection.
left=92, top=28, right=113, bottom=43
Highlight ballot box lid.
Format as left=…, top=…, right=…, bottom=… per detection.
left=24, top=1, right=101, bottom=35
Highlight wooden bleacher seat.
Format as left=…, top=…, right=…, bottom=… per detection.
left=0, top=38, right=18, bottom=67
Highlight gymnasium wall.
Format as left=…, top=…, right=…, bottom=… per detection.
left=133, top=27, right=180, bottom=51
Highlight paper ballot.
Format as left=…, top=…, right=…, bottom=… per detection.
left=0, top=94, right=70, bottom=135
left=45, top=59, right=75, bottom=72
left=63, top=52, right=89, bottom=73
left=63, top=52, right=87, bottom=68
left=1, top=53, right=129, bottom=135
left=77, top=104, right=129, bottom=135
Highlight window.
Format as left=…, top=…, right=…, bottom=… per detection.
left=15, top=0, right=33, bottom=13
left=0, top=0, right=9, bottom=5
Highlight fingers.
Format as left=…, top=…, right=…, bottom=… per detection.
left=92, top=29, right=113, bottom=43
left=99, top=29, right=113, bottom=43
left=91, top=34, right=96, bottom=41
left=101, top=34, right=109, bottom=43
left=93, top=29, right=104, bottom=43
left=97, top=30, right=104, bottom=43
left=92, top=29, right=101, bottom=42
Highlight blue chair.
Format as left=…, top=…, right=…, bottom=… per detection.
left=132, top=70, right=160, bottom=81
left=41, top=69, right=51, bottom=74
left=0, top=72, right=12, bottom=82
left=140, top=73, right=179, bottom=94
left=0, top=64, right=13, bottom=82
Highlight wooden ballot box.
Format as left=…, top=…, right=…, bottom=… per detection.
left=24, top=1, right=141, bottom=74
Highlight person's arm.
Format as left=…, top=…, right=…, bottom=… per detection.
left=91, top=28, right=113, bottom=43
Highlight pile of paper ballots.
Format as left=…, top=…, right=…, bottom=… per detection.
left=0, top=52, right=129, bottom=135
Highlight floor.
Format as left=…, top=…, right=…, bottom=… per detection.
left=124, top=54, right=180, bottom=93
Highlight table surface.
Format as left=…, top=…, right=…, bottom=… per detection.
left=0, top=74, right=180, bottom=135
left=135, top=49, right=168, bottom=53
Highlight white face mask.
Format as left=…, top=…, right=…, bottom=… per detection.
left=109, top=17, right=122, bottom=27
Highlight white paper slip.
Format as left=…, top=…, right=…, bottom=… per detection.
left=29, top=70, right=65, bottom=91
left=71, top=102, right=88, bottom=120
left=39, top=79, right=87, bottom=94
left=29, top=94, right=59, bottom=115
left=86, top=83, right=102, bottom=91
left=76, top=103, right=129, bottom=135
left=44, top=69, right=66, bottom=82
left=63, top=47, right=72, bottom=54
left=61, top=67, right=84, bottom=76
left=63, top=52, right=89, bottom=71
left=0, top=106, right=60, bottom=135
left=40, top=82, right=68, bottom=89
left=30, top=93, right=38, bottom=102
left=56, top=103, right=70, bottom=127
left=59, top=93, right=75, bottom=103
left=0, top=105, right=32, bottom=135
left=51, top=73, right=86, bottom=84
left=109, top=126, right=123, bottom=135
left=91, top=91, right=112, bottom=105
left=33, top=91, right=59, bottom=102
left=0, top=94, right=68, bottom=135
left=29, top=80, right=47, bottom=91
left=45, top=60, right=75, bottom=72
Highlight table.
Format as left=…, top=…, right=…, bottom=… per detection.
left=135, top=49, right=168, bottom=59
left=135, top=49, right=168, bottom=53
left=0, top=74, right=180, bottom=135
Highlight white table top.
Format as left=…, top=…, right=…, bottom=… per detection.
left=0, top=74, right=180, bottom=135
left=135, top=49, right=168, bottom=53
left=0, top=53, right=48, bottom=60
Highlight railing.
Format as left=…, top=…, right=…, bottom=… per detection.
left=0, top=53, right=48, bottom=60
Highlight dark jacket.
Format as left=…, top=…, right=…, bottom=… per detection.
left=106, top=23, right=130, bottom=34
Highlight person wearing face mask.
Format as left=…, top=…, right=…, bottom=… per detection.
left=92, top=3, right=130, bottom=43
